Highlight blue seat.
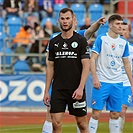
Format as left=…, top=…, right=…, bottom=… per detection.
left=41, top=17, right=57, bottom=27
left=7, top=16, right=22, bottom=37
left=89, top=4, right=104, bottom=24
left=0, top=17, right=4, bottom=32
left=0, top=47, right=12, bottom=66
left=13, top=60, right=30, bottom=74
left=0, top=31, right=7, bottom=50
left=53, top=3, right=68, bottom=21
left=0, top=0, right=4, bottom=5
left=96, top=21, right=109, bottom=36
left=70, top=3, right=86, bottom=28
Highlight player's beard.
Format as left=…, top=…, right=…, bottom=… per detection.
left=60, top=23, right=73, bottom=32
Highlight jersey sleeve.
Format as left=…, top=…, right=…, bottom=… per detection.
left=76, top=29, right=86, bottom=37
left=91, top=35, right=102, bottom=54
left=122, top=41, right=129, bottom=58
left=81, top=37, right=90, bottom=59
left=47, top=32, right=60, bottom=52
left=48, top=40, right=55, bottom=61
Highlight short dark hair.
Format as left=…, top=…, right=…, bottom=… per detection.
left=59, top=8, right=74, bottom=17
left=24, top=25, right=31, bottom=31
left=108, top=14, right=123, bottom=23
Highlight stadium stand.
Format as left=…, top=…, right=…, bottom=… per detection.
left=0, top=17, right=4, bottom=32
left=53, top=3, right=68, bottom=21
left=6, top=16, right=22, bottom=38
left=0, top=31, right=7, bottom=50
left=70, top=3, right=86, bottom=28
left=104, top=0, right=110, bottom=4
left=41, top=17, right=57, bottom=27
left=0, top=0, right=3, bottom=5
left=13, top=60, right=30, bottom=74
left=88, top=3, right=104, bottom=24
left=1, top=0, right=133, bottom=74
left=96, top=21, right=109, bottom=36
left=0, top=47, right=12, bottom=66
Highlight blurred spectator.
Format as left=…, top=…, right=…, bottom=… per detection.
left=2, top=0, right=23, bottom=20
left=54, top=0, right=64, bottom=4
left=80, top=17, right=91, bottom=30
left=13, top=25, right=33, bottom=51
left=30, top=22, right=45, bottom=54
left=28, top=22, right=46, bottom=72
left=0, top=3, right=3, bottom=17
left=23, top=0, right=39, bottom=24
left=43, top=20, right=60, bottom=37
left=65, top=0, right=77, bottom=7
left=38, top=0, right=54, bottom=19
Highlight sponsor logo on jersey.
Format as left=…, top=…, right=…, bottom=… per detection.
left=62, top=42, right=68, bottom=49
left=82, top=108, right=87, bottom=112
left=119, top=44, right=123, bottom=49
left=104, top=41, right=108, bottom=45
left=111, top=43, right=116, bottom=50
left=106, top=54, right=120, bottom=59
left=54, top=43, right=59, bottom=47
left=55, top=51, right=77, bottom=59
left=110, top=61, right=115, bottom=66
left=71, top=42, right=78, bottom=48
left=73, top=101, right=86, bottom=108
left=85, top=46, right=90, bottom=54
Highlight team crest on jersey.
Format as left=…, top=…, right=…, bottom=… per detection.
left=71, top=42, right=78, bottom=48
left=111, top=43, right=116, bottom=50
left=62, top=42, right=68, bottom=49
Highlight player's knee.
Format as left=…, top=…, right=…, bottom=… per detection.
left=52, top=120, right=62, bottom=130
left=110, top=112, right=120, bottom=119
left=77, top=122, right=88, bottom=132
left=92, top=110, right=101, bottom=120
left=120, top=105, right=127, bottom=118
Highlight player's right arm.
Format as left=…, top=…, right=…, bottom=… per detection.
left=91, top=52, right=101, bottom=89
left=43, top=56, right=54, bottom=106
left=43, top=39, right=55, bottom=106
left=85, top=17, right=106, bottom=39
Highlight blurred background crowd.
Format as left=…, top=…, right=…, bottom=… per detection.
left=0, top=0, right=133, bottom=74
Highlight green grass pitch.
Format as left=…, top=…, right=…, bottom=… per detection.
left=0, top=122, right=133, bottom=133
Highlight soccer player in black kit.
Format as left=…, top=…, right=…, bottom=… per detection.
left=43, top=8, right=90, bottom=133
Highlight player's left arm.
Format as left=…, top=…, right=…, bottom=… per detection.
left=85, top=17, right=106, bottom=39
left=122, top=57, right=133, bottom=95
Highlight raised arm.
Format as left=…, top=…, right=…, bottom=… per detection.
left=85, top=17, right=106, bottom=39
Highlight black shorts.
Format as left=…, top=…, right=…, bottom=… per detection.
left=50, top=89, right=87, bottom=117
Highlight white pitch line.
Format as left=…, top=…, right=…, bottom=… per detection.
left=0, top=124, right=76, bottom=132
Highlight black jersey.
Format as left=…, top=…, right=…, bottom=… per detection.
left=48, top=31, right=90, bottom=90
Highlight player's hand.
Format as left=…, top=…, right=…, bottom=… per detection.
left=43, top=92, right=50, bottom=107
left=93, top=78, right=101, bottom=90
left=72, top=88, right=83, bottom=100
left=98, top=17, right=106, bottom=25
